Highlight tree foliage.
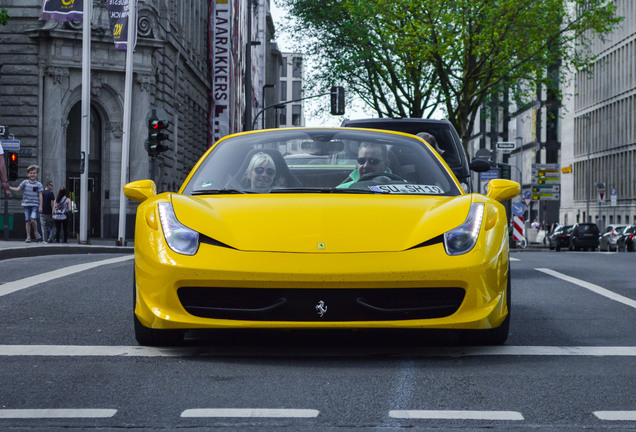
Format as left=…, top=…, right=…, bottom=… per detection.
left=278, top=0, right=621, bottom=147
left=0, top=9, right=8, bottom=26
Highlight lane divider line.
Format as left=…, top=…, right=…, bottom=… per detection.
left=390, top=410, right=524, bottom=420
left=0, top=255, right=133, bottom=297
left=594, top=411, right=636, bottom=421
left=536, top=268, right=636, bottom=310
left=0, top=409, right=117, bottom=419
left=181, top=408, right=319, bottom=418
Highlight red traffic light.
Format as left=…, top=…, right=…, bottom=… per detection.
left=9, top=153, right=17, bottom=163
left=151, top=120, right=167, bottom=130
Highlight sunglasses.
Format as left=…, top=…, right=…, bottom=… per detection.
left=357, top=157, right=382, bottom=166
left=254, top=166, right=276, bottom=176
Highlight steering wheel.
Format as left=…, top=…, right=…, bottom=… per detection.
left=358, top=172, right=405, bottom=182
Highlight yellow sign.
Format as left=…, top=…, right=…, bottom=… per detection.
left=561, top=165, right=572, bottom=174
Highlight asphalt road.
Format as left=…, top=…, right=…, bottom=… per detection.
left=0, top=250, right=635, bottom=431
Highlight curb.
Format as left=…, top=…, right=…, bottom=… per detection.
left=0, top=245, right=133, bottom=261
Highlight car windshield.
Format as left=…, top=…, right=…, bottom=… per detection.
left=182, top=129, right=461, bottom=197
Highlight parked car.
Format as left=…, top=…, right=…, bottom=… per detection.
left=124, top=127, right=520, bottom=346
left=599, top=224, right=627, bottom=251
left=341, top=118, right=486, bottom=193
left=548, top=225, right=572, bottom=251
left=569, top=223, right=600, bottom=251
left=616, top=224, right=636, bottom=252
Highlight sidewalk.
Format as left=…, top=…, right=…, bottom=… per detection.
left=0, top=237, right=133, bottom=260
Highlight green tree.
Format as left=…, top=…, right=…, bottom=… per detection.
left=0, top=9, right=8, bottom=26
left=279, top=0, right=621, bottom=149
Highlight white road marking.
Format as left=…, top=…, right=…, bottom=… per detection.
left=594, top=411, right=636, bottom=421
left=0, top=409, right=117, bottom=418
left=0, top=255, right=133, bottom=297
left=1, top=345, right=636, bottom=357
left=181, top=408, right=319, bottom=418
left=509, top=257, right=520, bottom=261
left=390, top=410, right=524, bottom=420
left=536, top=268, right=636, bottom=310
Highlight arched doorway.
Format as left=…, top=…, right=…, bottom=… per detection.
left=66, top=103, right=102, bottom=238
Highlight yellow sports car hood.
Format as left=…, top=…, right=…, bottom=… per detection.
left=171, top=193, right=473, bottom=253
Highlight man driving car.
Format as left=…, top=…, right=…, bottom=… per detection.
left=337, top=142, right=391, bottom=188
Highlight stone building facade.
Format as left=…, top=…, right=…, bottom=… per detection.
left=561, top=0, right=636, bottom=228
left=0, top=1, right=211, bottom=240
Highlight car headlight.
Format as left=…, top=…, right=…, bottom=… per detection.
left=158, top=202, right=199, bottom=255
left=443, top=202, right=484, bottom=256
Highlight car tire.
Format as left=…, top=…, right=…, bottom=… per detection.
left=458, top=269, right=510, bottom=346
left=133, top=269, right=185, bottom=346
left=134, top=315, right=185, bottom=347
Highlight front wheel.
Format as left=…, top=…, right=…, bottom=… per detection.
left=134, top=315, right=185, bottom=346
left=133, top=269, right=185, bottom=346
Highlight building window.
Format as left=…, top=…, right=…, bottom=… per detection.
left=279, top=106, right=287, bottom=126
left=292, top=104, right=302, bottom=126
left=292, top=57, right=302, bottom=78
left=280, top=81, right=287, bottom=101
left=280, top=57, right=287, bottom=77
left=292, top=81, right=302, bottom=100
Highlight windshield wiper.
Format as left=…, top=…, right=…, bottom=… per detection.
left=192, top=188, right=252, bottom=195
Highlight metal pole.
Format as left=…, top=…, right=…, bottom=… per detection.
left=79, top=0, right=92, bottom=244
left=117, top=0, right=137, bottom=247
left=261, top=84, right=275, bottom=129
left=3, top=154, right=8, bottom=241
left=582, top=114, right=591, bottom=222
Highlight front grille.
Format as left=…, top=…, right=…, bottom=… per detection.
left=177, top=287, right=465, bottom=322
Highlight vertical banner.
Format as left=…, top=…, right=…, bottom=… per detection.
left=40, top=0, right=83, bottom=22
left=107, top=0, right=138, bottom=51
left=211, top=0, right=231, bottom=144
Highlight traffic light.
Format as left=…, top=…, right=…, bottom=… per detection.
left=145, top=110, right=170, bottom=157
left=498, top=163, right=511, bottom=180
left=330, top=86, right=345, bottom=115
left=7, top=151, right=18, bottom=181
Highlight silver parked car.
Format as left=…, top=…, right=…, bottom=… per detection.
left=599, top=224, right=627, bottom=251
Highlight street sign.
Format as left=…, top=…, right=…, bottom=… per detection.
left=479, top=169, right=499, bottom=194
left=610, top=187, right=617, bottom=207
left=512, top=202, right=526, bottom=216
left=0, top=139, right=20, bottom=151
left=0, top=126, right=5, bottom=136
left=533, top=193, right=560, bottom=201
left=533, top=163, right=559, bottom=170
left=496, top=141, right=516, bottom=154
left=532, top=184, right=560, bottom=193
left=532, top=184, right=560, bottom=200
left=597, top=182, right=606, bottom=203
left=522, top=190, right=532, bottom=206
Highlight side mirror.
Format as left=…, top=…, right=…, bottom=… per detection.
left=469, top=158, right=490, bottom=173
left=486, top=179, right=520, bottom=202
left=124, top=180, right=157, bottom=202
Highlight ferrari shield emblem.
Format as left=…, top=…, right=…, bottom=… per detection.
left=317, top=242, right=326, bottom=249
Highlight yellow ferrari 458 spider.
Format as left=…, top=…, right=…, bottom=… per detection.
left=124, top=128, right=519, bottom=346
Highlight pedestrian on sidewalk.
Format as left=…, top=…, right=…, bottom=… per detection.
left=40, top=180, right=56, bottom=243
left=8, top=165, right=43, bottom=243
left=53, top=187, right=71, bottom=243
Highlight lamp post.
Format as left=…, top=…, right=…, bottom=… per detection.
left=261, top=84, right=275, bottom=129
left=581, top=114, right=591, bottom=222
left=244, top=0, right=260, bottom=131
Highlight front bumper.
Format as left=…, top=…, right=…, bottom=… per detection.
left=134, top=235, right=509, bottom=332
